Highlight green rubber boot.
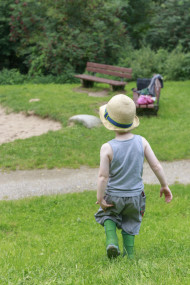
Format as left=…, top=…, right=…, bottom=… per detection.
left=104, top=219, right=120, bottom=258
left=122, top=230, right=135, bottom=259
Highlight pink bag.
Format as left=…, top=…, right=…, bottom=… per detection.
left=137, top=95, right=154, bottom=105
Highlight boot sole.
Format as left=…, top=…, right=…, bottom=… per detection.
left=107, top=245, right=120, bottom=259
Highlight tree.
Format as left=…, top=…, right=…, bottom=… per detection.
left=0, top=0, right=25, bottom=71
left=115, top=0, right=153, bottom=49
left=145, top=0, right=190, bottom=51
left=9, top=0, right=129, bottom=75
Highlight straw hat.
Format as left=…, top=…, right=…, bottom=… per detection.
left=99, top=94, right=139, bottom=132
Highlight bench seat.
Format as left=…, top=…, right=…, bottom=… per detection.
left=75, top=74, right=126, bottom=86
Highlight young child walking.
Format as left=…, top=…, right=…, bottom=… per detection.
left=95, top=94, right=173, bottom=259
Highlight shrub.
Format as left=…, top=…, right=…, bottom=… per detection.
left=119, top=46, right=158, bottom=80
left=0, top=67, right=78, bottom=85
left=154, top=48, right=169, bottom=75
left=118, top=46, right=190, bottom=81
left=0, top=68, right=26, bottom=85
left=164, top=46, right=190, bottom=80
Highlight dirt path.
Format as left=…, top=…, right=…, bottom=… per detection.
left=0, top=160, right=189, bottom=200
left=0, top=106, right=62, bottom=144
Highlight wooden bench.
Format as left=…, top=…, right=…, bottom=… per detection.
left=132, top=77, right=162, bottom=115
left=75, top=62, right=132, bottom=91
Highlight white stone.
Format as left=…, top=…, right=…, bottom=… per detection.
left=68, top=114, right=102, bottom=129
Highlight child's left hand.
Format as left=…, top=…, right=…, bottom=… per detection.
left=96, top=199, right=113, bottom=212
left=160, top=186, right=173, bottom=203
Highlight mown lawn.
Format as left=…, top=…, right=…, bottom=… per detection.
left=0, top=82, right=189, bottom=284
left=0, top=81, right=189, bottom=170
left=0, top=184, right=189, bottom=284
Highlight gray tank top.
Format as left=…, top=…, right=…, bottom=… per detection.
left=106, top=135, right=144, bottom=197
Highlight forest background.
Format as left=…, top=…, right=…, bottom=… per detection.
left=0, top=0, right=190, bottom=85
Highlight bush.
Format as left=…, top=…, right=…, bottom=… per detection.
left=0, top=69, right=27, bottom=85
left=118, top=46, right=190, bottom=81
left=154, top=48, right=169, bottom=75
left=164, top=46, right=190, bottom=80
left=119, top=46, right=159, bottom=79
left=0, top=67, right=78, bottom=85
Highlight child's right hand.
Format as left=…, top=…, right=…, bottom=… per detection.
left=160, top=186, right=173, bottom=203
left=96, top=199, right=113, bottom=212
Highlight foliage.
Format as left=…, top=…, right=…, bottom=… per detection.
left=119, top=46, right=158, bottom=79
left=0, top=0, right=11, bottom=68
left=9, top=0, right=128, bottom=75
left=0, top=68, right=26, bottom=85
left=146, top=0, right=190, bottom=52
left=0, top=68, right=78, bottom=85
left=1, top=44, right=190, bottom=84
left=0, top=0, right=20, bottom=70
left=0, top=185, right=189, bottom=283
left=164, top=46, right=190, bottom=80
left=117, top=0, right=153, bottom=49
left=154, top=48, right=169, bottom=75
left=119, top=46, right=190, bottom=80
left=1, top=0, right=190, bottom=77
left=0, top=81, right=189, bottom=170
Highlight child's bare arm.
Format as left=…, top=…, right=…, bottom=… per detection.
left=96, top=143, right=113, bottom=211
left=142, top=137, right=173, bottom=203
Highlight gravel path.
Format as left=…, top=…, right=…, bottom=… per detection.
left=0, top=160, right=189, bottom=200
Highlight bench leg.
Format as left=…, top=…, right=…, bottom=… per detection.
left=154, top=105, right=159, bottom=115
left=111, top=85, right=125, bottom=92
left=82, top=79, right=94, bottom=88
left=136, top=107, right=159, bottom=116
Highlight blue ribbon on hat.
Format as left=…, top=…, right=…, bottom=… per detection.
left=104, top=108, right=133, bottom=129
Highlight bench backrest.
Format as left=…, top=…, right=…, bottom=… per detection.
left=137, top=78, right=151, bottom=90
left=86, top=62, right=132, bottom=79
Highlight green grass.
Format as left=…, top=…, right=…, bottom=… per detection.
left=0, top=81, right=189, bottom=170
left=0, top=184, right=189, bottom=284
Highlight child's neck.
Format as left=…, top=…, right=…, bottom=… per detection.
left=115, top=131, right=134, bottom=141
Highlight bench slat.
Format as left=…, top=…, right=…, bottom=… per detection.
left=87, top=62, right=132, bottom=73
left=137, top=104, right=155, bottom=109
left=86, top=67, right=132, bottom=79
left=75, top=74, right=126, bottom=86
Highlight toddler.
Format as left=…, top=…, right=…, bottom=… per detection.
left=95, top=94, right=173, bottom=259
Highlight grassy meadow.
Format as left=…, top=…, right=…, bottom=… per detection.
left=0, top=184, right=189, bottom=284
left=0, top=81, right=189, bottom=170
left=0, top=81, right=189, bottom=284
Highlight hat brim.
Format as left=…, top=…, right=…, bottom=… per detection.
left=99, top=104, right=139, bottom=132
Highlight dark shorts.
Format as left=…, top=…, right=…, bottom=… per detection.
left=94, top=191, right=146, bottom=235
